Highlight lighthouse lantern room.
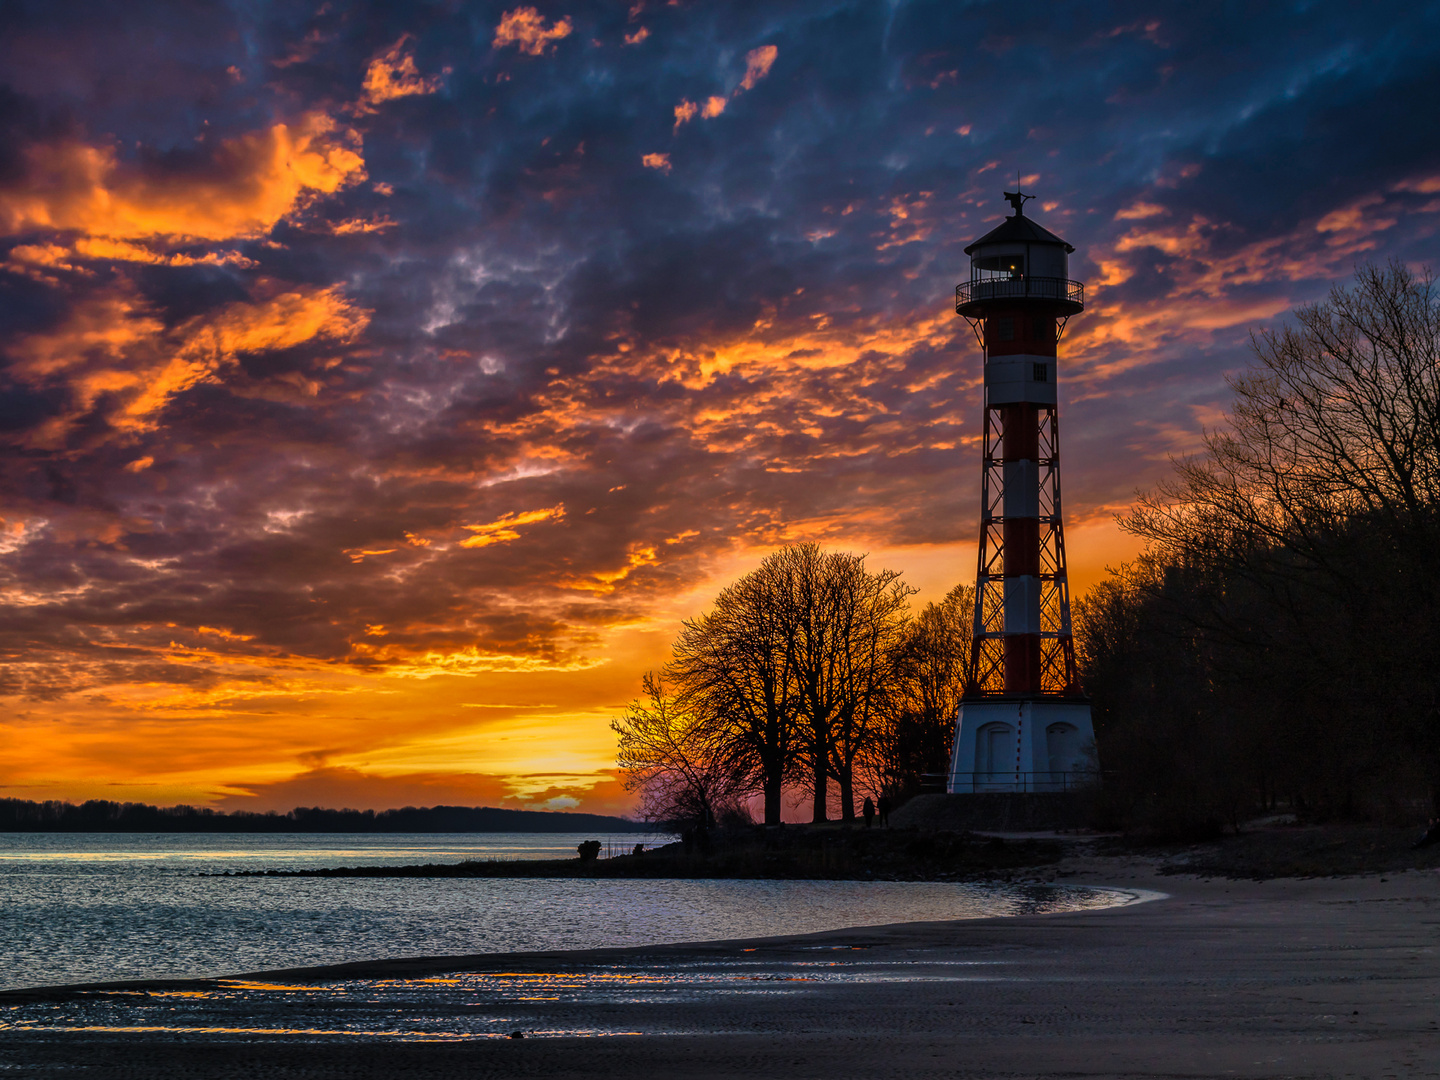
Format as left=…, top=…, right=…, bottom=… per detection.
left=948, top=191, right=1097, bottom=793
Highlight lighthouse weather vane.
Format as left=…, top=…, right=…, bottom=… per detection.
left=1002, top=189, right=1032, bottom=215
left=948, top=192, right=1097, bottom=793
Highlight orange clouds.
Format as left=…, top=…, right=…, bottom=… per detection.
left=672, top=46, right=775, bottom=132
left=460, top=505, right=567, bottom=548
left=0, top=81, right=380, bottom=467
left=1314, top=193, right=1393, bottom=244
left=877, top=191, right=936, bottom=250
left=215, top=766, right=633, bottom=816
left=563, top=543, right=659, bottom=595
left=671, top=98, right=725, bottom=130
left=1104, top=195, right=1405, bottom=294
left=1392, top=175, right=1440, bottom=195
left=200, top=283, right=368, bottom=356
left=376, top=645, right=606, bottom=678
left=641, top=152, right=671, bottom=172
left=196, top=626, right=257, bottom=642
left=247, top=755, right=634, bottom=814
left=1113, top=200, right=1166, bottom=220
left=1069, top=180, right=1440, bottom=370
left=5, top=281, right=368, bottom=446
left=360, top=36, right=446, bottom=109
left=0, top=112, right=366, bottom=243
left=740, top=45, right=778, bottom=90
left=345, top=548, right=399, bottom=563
left=493, top=7, right=573, bottom=56
left=8, top=238, right=255, bottom=270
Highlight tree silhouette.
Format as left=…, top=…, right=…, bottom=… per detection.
left=611, top=673, right=747, bottom=828
left=669, top=561, right=801, bottom=826
left=870, top=582, right=973, bottom=800
left=658, top=544, right=914, bottom=824
left=1091, top=261, right=1440, bottom=825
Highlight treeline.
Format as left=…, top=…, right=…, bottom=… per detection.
left=0, top=798, right=647, bottom=833
left=613, top=545, right=970, bottom=826
left=1078, top=263, right=1440, bottom=834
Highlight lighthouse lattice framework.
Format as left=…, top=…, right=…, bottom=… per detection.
left=947, top=191, right=1097, bottom=794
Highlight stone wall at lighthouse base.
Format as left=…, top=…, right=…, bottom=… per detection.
left=948, top=698, right=1098, bottom=795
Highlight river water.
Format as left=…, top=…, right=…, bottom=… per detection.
left=0, top=833, right=1138, bottom=992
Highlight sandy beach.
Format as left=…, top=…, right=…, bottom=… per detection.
left=2, top=857, right=1437, bottom=1079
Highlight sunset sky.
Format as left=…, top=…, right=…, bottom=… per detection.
left=2, top=1, right=1438, bottom=816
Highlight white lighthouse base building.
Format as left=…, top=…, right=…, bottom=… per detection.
left=948, top=700, right=1097, bottom=793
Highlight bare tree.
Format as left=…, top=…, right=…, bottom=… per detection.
left=667, top=543, right=914, bottom=825
left=769, top=543, right=844, bottom=823
left=611, top=673, right=746, bottom=827
left=1120, top=261, right=1440, bottom=816
left=868, top=582, right=973, bottom=800
left=669, top=566, right=799, bottom=826
left=1127, top=261, right=1440, bottom=571
left=755, top=544, right=914, bottom=823
left=822, top=554, right=915, bottom=820
left=900, top=582, right=972, bottom=734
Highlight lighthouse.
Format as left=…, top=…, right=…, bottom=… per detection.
left=948, top=191, right=1097, bottom=793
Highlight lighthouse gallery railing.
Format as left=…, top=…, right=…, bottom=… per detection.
left=955, top=276, right=1084, bottom=312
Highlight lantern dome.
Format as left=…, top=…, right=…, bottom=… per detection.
left=956, top=192, right=1084, bottom=318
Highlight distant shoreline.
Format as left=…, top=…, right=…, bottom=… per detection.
left=0, top=798, right=649, bottom=834
left=0, top=806, right=648, bottom=835
left=0, top=835, right=653, bottom=840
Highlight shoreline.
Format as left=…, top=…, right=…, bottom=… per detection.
left=202, top=828, right=1066, bottom=881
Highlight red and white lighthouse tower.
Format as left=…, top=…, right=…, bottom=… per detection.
left=948, top=191, right=1096, bottom=793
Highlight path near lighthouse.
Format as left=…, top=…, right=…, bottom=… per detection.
left=2, top=866, right=1437, bottom=1078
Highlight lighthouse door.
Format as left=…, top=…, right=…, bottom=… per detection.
left=976, top=722, right=1014, bottom=790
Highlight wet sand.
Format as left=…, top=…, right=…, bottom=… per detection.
left=2, top=861, right=1438, bottom=1079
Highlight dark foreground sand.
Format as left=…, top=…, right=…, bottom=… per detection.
left=2, top=859, right=1438, bottom=1079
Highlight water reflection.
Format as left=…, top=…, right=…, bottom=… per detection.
left=2, top=941, right=1160, bottom=1041
left=0, top=833, right=1150, bottom=992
